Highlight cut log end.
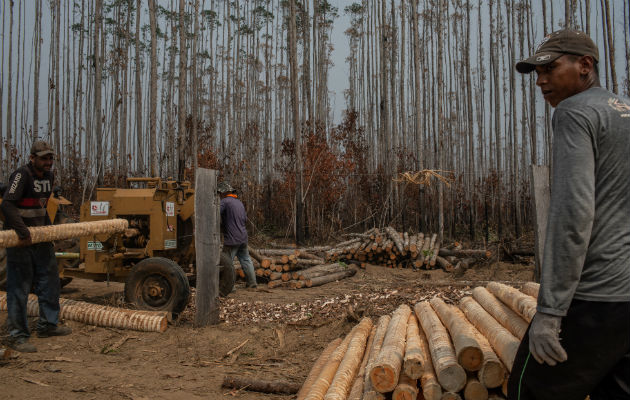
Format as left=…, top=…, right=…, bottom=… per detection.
left=369, top=364, right=398, bottom=393
left=436, top=364, right=467, bottom=393
left=478, top=360, right=506, bottom=389
left=458, top=346, right=484, bottom=372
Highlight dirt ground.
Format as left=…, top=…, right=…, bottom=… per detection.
left=1, top=259, right=534, bottom=400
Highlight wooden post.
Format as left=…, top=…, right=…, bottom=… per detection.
left=530, top=165, right=550, bottom=282
left=195, top=168, right=220, bottom=326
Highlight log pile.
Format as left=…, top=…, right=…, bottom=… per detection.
left=324, top=227, right=491, bottom=272
left=298, top=282, right=539, bottom=399
left=247, top=247, right=357, bottom=289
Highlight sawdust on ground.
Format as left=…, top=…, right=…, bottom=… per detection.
left=0, top=259, right=534, bottom=399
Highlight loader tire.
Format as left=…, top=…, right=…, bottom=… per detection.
left=219, top=251, right=235, bottom=297
left=125, top=257, right=190, bottom=316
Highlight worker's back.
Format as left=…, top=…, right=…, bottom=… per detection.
left=220, top=195, right=248, bottom=246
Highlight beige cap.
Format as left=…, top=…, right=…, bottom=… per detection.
left=31, top=140, right=55, bottom=157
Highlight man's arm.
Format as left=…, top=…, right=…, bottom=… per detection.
left=538, top=107, right=596, bottom=316
left=0, top=170, right=31, bottom=240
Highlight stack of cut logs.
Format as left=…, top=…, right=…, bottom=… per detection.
left=244, top=247, right=357, bottom=289
left=324, top=227, right=491, bottom=272
left=297, top=281, right=540, bottom=400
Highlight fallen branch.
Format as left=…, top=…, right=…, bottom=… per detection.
left=222, top=376, right=301, bottom=395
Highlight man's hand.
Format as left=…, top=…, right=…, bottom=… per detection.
left=16, top=236, right=32, bottom=247
left=529, top=312, right=568, bottom=366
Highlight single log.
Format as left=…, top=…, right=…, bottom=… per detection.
left=257, top=248, right=299, bottom=256
left=464, top=376, right=489, bottom=400
left=297, top=251, right=326, bottom=263
left=305, top=269, right=356, bottom=288
left=385, top=226, right=405, bottom=254
left=392, top=372, right=419, bottom=400
left=429, top=238, right=441, bottom=267
left=369, top=304, right=412, bottom=393
left=417, top=322, right=443, bottom=400
left=472, top=287, right=528, bottom=340
left=268, top=280, right=296, bottom=289
left=486, top=282, right=536, bottom=322
left=222, top=376, right=301, bottom=395
left=415, top=301, right=466, bottom=392
left=347, top=325, right=376, bottom=400
left=459, top=297, right=520, bottom=371
left=295, top=258, right=326, bottom=266
left=472, top=328, right=506, bottom=389
left=0, top=219, right=129, bottom=248
left=248, top=246, right=264, bottom=263
left=304, top=325, right=358, bottom=400
left=436, top=256, right=454, bottom=272
left=439, top=249, right=491, bottom=258
left=441, top=391, right=463, bottom=400
left=403, top=313, right=425, bottom=379
left=363, top=315, right=391, bottom=400
left=403, top=232, right=410, bottom=251
left=429, top=298, right=483, bottom=372
left=298, top=264, right=350, bottom=280
left=324, top=317, right=373, bottom=400
left=269, top=272, right=283, bottom=281
left=261, top=258, right=273, bottom=268
left=297, top=338, right=343, bottom=400
left=520, top=282, right=540, bottom=299
left=0, top=292, right=167, bottom=332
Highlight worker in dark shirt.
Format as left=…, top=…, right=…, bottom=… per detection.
left=217, top=182, right=257, bottom=289
left=1, top=141, right=71, bottom=353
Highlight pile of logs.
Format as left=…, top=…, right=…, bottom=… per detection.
left=324, top=227, right=491, bottom=272
left=297, top=281, right=540, bottom=400
left=246, top=247, right=357, bottom=289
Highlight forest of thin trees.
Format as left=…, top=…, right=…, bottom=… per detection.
left=0, top=0, right=629, bottom=242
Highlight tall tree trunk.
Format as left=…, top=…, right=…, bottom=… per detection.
left=148, top=0, right=158, bottom=177
left=288, top=0, right=304, bottom=244
left=178, top=0, right=187, bottom=179
left=5, top=0, right=14, bottom=166
left=135, top=0, right=144, bottom=174
left=191, top=0, right=200, bottom=174
left=602, top=0, right=617, bottom=94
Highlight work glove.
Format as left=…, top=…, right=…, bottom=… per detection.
left=528, top=311, right=568, bottom=366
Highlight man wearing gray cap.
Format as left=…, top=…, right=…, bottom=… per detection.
left=509, top=30, right=630, bottom=399
left=1, top=141, right=71, bottom=353
left=217, top=182, right=257, bottom=289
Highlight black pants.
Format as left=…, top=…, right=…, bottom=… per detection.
left=507, top=300, right=630, bottom=400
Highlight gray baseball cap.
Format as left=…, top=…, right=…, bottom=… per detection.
left=516, top=29, right=599, bottom=74
left=31, top=140, right=55, bottom=157
left=217, top=181, right=234, bottom=194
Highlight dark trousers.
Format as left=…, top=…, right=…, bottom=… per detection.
left=6, top=242, right=60, bottom=338
left=508, top=299, right=630, bottom=400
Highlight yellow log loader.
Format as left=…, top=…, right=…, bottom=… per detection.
left=1, top=177, right=235, bottom=316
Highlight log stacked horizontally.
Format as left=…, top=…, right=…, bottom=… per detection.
left=298, top=282, right=538, bottom=399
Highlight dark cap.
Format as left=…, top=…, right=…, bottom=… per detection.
left=217, top=181, right=234, bottom=194
left=30, top=140, right=55, bottom=157
left=516, top=29, right=599, bottom=74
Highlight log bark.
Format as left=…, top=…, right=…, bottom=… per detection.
left=472, top=328, right=506, bottom=389
left=417, top=323, right=443, bottom=400
left=248, top=246, right=264, bottom=263
left=520, top=282, right=539, bottom=299
left=0, top=219, right=128, bottom=248
left=438, top=249, right=491, bottom=258
left=305, top=269, right=356, bottom=288
left=415, top=301, right=466, bottom=392
left=429, top=298, right=484, bottom=372
left=297, top=338, right=343, bottom=400
left=258, top=248, right=299, bottom=256
left=472, top=287, right=528, bottom=340
left=222, top=376, right=301, bottom=395
left=392, top=372, right=419, bottom=400
left=324, top=318, right=373, bottom=400
left=403, top=313, right=425, bottom=379
left=385, top=226, right=405, bottom=254
left=464, top=377, right=489, bottom=400
left=486, top=282, right=536, bottom=322
left=268, top=280, right=296, bottom=289
left=363, top=315, right=391, bottom=399
left=298, top=264, right=350, bottom=280
left=459, top=297, right=520, bottom=371
left=369, top=304, right=412, bottom=393
left=303, top=324, right=357, bottom=400
left=347, top=326, right=376, bottom=400
left=436, top=256, right=454, bottom=272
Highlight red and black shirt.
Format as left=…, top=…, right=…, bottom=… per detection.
left=0, top=162, right=54, bottom=239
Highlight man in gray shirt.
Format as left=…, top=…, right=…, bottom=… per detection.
left=508, top=29, right=630, bottom=399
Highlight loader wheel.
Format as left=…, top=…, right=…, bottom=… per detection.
left=219, top=251, right=236, bottom=297
left=125, top=257, right=191, bottom=316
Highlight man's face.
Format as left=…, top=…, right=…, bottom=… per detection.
left=534, top=55, right=584, bottom=107
left=30, top=154, right=54, bottom=176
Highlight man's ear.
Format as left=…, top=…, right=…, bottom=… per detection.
left=579, top=55, right=595, bottom=75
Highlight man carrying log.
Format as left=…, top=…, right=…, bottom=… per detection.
left=509, top=29, right=630, bottom=399
left=217, top=182, right=257, bottom=289
left=0, top=141, right=71, bottom=353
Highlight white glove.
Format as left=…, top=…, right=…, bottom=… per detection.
left=528, top=312, right=568, bottom=366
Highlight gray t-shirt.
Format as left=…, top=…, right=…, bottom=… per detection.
left=539, top=87, right=630, bottom=316
left=220, top=195, right=248, bottom=246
